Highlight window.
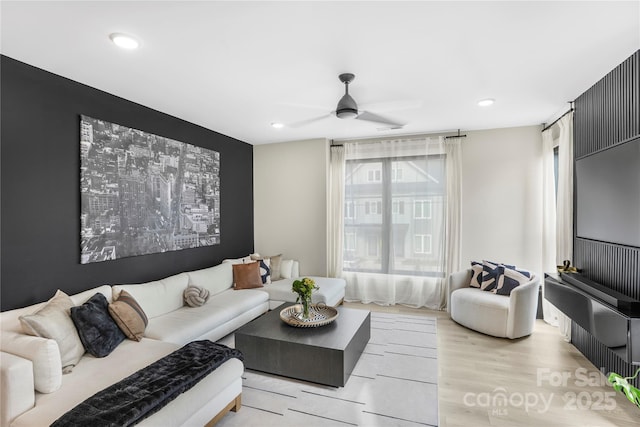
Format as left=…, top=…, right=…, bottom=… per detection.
left=414, top=234, right=432, bottom=254
left=345, top=201, right=356, bottom=219
left=414, top=200, right=432, bottom=219
left=343, top=154, right=445, bottom=276
left=345, top=232, right=356, bottom=252
left=367, top=169, right=381, bottom=182
left=392, top=200, right=405, bottom=215
left=392, top=166, right=403, bottom=181
left=365, top=200, right=382, bottom=215
left=367, top=234, right=379, bottom=256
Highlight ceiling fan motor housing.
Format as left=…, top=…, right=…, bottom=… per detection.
left=336, top=73, right=358, bottom=119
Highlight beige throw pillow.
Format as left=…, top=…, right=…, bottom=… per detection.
left=233, top=262, right=264, bottom=290
left=108, top=290, right=148, bottom=341
left=184, top=285, right=210, bottom=307
left=19, top=290, right=85, bottom=373
left=252, top=253, right=282, bottom=281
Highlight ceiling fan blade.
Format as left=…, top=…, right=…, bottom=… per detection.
left=288, top=114, right=332, bottom=128
left=356, top=111, right=405, bottom=128
left=359, top=99, right=423, bottom=113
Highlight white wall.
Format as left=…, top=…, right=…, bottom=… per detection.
left=253, top=125, right=544, bottom=279
left=460, top=126, right=543, bottom=276
left=253, top=138, right=329, bottom=276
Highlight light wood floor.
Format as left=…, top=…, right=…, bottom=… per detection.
left=343, top=302, right=640, bottom=426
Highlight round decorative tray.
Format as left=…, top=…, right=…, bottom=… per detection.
left=280, top=303, right=339, bottom=328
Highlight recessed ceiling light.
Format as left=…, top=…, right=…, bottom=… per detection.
left=109, top=33, right=140, bottom=50
left=477, top=98, right=495, bottom=107
left=270, top=122, right=284, bottom=129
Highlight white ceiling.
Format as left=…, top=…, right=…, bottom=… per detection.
left=1, top=1, right=639, bottom=145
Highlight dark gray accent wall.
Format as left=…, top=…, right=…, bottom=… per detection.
left=1, top=55, right=254, bottom=311
left=572, top=50, right=640, bottom=382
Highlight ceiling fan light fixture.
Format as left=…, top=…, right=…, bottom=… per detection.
left=336, top=93, right=358, bottom=119
left=336, top=108, right=358, bottom=119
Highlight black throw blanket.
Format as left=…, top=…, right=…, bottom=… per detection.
left=51, top=340, right=243, bottom=427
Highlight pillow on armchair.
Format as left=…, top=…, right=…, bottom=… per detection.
left=469, top=262, right=483, bottom=288
left=495, top=266, right=532, bottom=295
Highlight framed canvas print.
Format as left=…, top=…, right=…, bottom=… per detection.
left=80, top=115, right=220, bottom=264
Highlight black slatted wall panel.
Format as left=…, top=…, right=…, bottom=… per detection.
left=571, top=49, right=640, bottom=376
left=574, top=51, right=639, bottom=158
left=574, top=239, right=640, bottom=300
left=571, top=323, right=639, bottom=387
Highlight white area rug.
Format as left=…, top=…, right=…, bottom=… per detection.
left=216, top=311, right=438, bottom=427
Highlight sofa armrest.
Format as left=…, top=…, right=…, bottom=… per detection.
left=1, top=351, right=35, bottom=427
left=447, top=269, right=472, bottom=313
left=0, top=331, right=62, bottom=393
left=506, top=277, right=540, bottom=339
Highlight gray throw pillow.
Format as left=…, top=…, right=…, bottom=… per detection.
left=71, top=293, right=126, bottom=357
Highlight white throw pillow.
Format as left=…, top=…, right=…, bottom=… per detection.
left=280, top=259, right=294, bottom=279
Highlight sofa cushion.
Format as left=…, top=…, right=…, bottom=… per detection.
left=71, top=293, right=125, bottom=358
left=450, top=287, right=510, bottom=337
left=144, top=289, right=268, bottom=345
left=69, top=285, right=113, bottom=306
left=266, top=276, right=346, bottom=307
left=280, top=259, right=294, bottom=279
left=221, top=255, right=252, bottom=265
left=183, top=285, right=210, bottom=307
left=108, top=290, right=148, bottom=341
left=1, top=332, right=62, bottom=393
left=188, top=263, right=233, bottom=296
left=113, top=272, right=189, bottom=319
left=19, top=290, right=85, bottom=373
left=233, top=262, right=263, bottom=290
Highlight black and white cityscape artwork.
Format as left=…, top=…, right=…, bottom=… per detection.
left=80, top=115, right=220, bottom=264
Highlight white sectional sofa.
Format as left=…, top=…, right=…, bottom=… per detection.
left=260, top=261, right=346, bottom=310
left=0, top=262, right=267, bottom=427
left=0, top=257, right=346, bottom=427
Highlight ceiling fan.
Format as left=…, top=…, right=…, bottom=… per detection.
left=288, top=73, right=410, bottom=130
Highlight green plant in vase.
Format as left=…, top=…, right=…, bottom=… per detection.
left=292, top=277, right=318, bottom=319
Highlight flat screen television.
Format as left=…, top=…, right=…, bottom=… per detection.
left=575, top=137, right=640, bottom=248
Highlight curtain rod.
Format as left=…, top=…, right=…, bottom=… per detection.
left=542, top=104, right=574, bottom=133
left=330, top=129, right=467, bottom=146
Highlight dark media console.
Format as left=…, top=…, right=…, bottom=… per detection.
left=559, top=272, right=640, bottom=314
left=545, top=273, right=640, bottom=365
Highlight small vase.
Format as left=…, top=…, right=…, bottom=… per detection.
left=301, top=297, right=311, bottom=320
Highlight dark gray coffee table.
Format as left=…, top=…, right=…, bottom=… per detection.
left=235, top=303, right=370, bottom=387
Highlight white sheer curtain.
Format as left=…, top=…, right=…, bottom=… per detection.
left=444, top=138, right=463, bottom=309
left=541, top=111, right=573, bottom=341
left=556, top=113, right=574, bottom=265
left=330, top=136, right=461, bottom=310
left=328, top=145, right=345, bottom=278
